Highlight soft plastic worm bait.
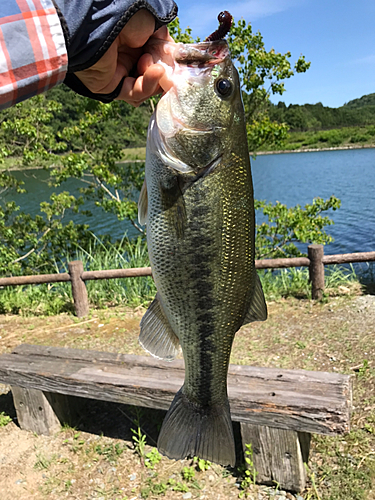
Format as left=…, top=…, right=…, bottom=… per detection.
left=205, top=11, right=233, bottom=42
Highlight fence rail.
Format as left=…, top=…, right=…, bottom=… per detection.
left=1, top=244, right=375, bottom=317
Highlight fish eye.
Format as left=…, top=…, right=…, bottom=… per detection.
left=215, top=78, right=233, bottom=98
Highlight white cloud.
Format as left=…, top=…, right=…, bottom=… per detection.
left=349, top=54, right=375, bottom=65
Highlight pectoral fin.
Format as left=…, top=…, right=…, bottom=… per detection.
left=242, top=273, right=268, bottom=325
left=160, top=177, right=187, bottom=239
left=169, top=195, right=187, bottom=239
left=138, top=180, right=148, bottom=226
left=139, top=294, right=180, bottom=361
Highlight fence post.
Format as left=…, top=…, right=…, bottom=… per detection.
left=308, top=244, right=324, bottom=300
left=68, top=260, right=89, bottom=317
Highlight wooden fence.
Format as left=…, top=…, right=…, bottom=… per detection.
left=1, top=244, right=375, bottom=317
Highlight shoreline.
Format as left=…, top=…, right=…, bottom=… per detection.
left=3, top=143, right=374, bottom=171
left=255, top=143, right=375, bottom=156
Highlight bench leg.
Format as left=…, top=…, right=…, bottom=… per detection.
left=241, top=423, right=311, bottom=492
left=11, top=386, right=74, bottom=436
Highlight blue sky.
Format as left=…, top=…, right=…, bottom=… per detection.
left=174, top=0, right=375, bottom=108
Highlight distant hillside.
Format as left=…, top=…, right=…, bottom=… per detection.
left=269, top=93, right=375, bottom=131
left=44, top=85, right=151, bottom=149
left=344, top=93, right=375, bottom=108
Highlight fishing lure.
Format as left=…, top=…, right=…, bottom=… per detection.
left=205, top=11, right=232, bottom=42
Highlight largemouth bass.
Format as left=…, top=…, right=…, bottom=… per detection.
left=138, top=39, right=267, bottom=466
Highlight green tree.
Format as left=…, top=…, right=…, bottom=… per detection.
left=255, top=196, right=341, bottom=259
left=50, top=99, right=146, bottom=231
left=227, top=18, right=310, bottom=150
left=0, top=94, right=65, bottom=196
left=0, top=195, right=92, bottom=276
left=168, top=18, right=197, bottom=43
left=0, top=94, right=148, bottom=274
left=1, top=16, right=342, bottom=278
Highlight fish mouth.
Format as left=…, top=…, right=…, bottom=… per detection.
left=175, top=55, right=226, bottom=68
left=174, top=40, right=230, bottom=66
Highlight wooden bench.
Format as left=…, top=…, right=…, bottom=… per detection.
left=0, top=344, right=352, bottom=492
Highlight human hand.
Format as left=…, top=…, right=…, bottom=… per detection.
left=74, top=9, right=175, bottom=107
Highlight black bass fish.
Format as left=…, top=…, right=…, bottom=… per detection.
left=138, top=38, right=267, bottom=466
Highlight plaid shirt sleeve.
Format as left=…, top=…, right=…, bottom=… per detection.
left=0, top=0, right=67, bottom=110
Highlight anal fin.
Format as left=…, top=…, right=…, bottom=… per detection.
left=139, top=294, right=180, bottom=361
left=243, top=273, right=268, bottom=325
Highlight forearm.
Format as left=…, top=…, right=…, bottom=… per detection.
left=0, top=0, right=177, bottom=110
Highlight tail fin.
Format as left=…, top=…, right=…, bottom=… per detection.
left=157, top=388, right=235, bottom=466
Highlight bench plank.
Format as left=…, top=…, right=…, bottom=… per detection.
left=0, top=344, right=352, bottom=435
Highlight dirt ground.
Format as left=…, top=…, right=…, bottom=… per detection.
left=0, top=293, right=375, bottom=499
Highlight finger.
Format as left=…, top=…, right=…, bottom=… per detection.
left=152, top=25, right=175, bottom=43
left=137, top=57, right=174, bottom=94
left=158, top=66, right=174, bottom=94
left=116, top=64, right=165, bottom=106
left=137, top=53, right=154, bottom=75
left=121, top=84, right=163, bottom=107
left=137, top=64, right=165, bottom=96
left=116, top=77, right=162, bottom=106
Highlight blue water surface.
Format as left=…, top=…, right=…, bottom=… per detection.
left=3, top=148, right=375, bottom=256
left=251, top=148, right=375, bottom=255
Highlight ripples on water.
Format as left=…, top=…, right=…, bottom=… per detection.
left=252, top=148, right=375, bottom=255
left=4, top=148, right=375, bottom=257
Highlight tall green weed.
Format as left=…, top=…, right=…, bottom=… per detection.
left=0, top=235, right=156, bottom=315
left=259, top=264, right=359, bottom=301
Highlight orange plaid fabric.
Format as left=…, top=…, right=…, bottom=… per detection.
left=0, top=0, right=67, bottom=110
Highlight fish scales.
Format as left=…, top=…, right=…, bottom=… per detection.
left=138, top=39, right=267, bottom=466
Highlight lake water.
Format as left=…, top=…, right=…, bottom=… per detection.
left=252, top=148, right=375, bottom=255
left=3, top=148, right=375, bottom=256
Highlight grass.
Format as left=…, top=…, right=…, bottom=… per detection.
left=1, top=292, right=375, bottom=498
left=0, top=411, right=12, bottom=427
left=121, top=146, right=146, bottom=161
left=307, top=427, right=375, bottom=500
left=40, top=425, right=206, bottom=499
left=66, top=234, right=156, bottom=308
left=34, top=452, right=57, bottom=470
left=266, top=125, right=375, bottom=152
left=259, top=264, right=360, bottom=301
left=1, top=147, right=147, bottom=172
left=0, top=235, right=156, bottom=316
left=0, top=257, right=361, bottom=316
